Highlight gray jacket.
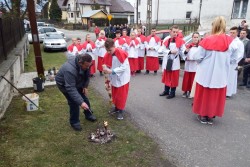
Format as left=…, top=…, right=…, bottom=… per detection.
left=55, top=57, right=90, bottom=106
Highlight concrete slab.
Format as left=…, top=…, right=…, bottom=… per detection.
left=17, top=72, right=56, bottom=89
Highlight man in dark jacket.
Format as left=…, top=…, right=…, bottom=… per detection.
left=239, top=40, right=250, bottom=88
left=56, top=53, right=96, bottom=131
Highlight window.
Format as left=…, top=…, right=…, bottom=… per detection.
left=232, top=0, right=248, bottom=18
left=77, top=12, right=80, bottom=18
left=186, top=11, right=192, bottom=19
left=71, top=13, right=73, bottom=18
left=138, top=12, right=141, bottom=19
left=187, top=0, right=192, bottom=3
left=138, top=0, right=141, bottom=5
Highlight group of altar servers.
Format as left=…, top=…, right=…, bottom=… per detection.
left=66, top=16, right=244, bottom=124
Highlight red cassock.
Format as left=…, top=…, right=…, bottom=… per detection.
left=192, top=34, right=233, bottom=118
left=193, top=83, right=227, bottom=117
left=128, top=58, right=138, bottom=71
left=97, top=57, right=103, bottom=71
left=111, top=83, right=129, bottom=110
left=138, top=57, right=144, bottom=70
left=182, top=72, right=196, bottom=91
left=137, top=35, right=146, bottom=70
left=145, top=35, right=161, bottom=71
left=146, top=57, right=159, bottom=71
left=162, top=70, right=180, bottom=87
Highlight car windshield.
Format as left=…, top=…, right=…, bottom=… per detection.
left=45, top=34, right=63, bottom=39
left=183, top=34, right=192, bottom=43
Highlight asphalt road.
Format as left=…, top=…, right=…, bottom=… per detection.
left=59, top=28, right=250, bottom=167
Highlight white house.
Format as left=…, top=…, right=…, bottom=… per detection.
left=136, top=0, right=250, bottom=30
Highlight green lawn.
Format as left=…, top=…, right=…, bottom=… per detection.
left=0, top=87, right=170, bottom=167
left=0, top=47, right=172, bottom=166
left=25, top=44, right=67, bottom=72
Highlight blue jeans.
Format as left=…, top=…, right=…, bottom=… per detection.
left=61, top=88, right=91, bottom=125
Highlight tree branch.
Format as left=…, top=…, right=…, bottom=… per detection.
left=4, top=0, right=12, bottom=11
left=21, top=7, right=27, bottom=19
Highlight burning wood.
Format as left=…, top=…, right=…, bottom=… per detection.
left=88, top=121, right=116, bottom=144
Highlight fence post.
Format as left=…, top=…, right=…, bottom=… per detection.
left=0, top=17, right=7, bottom=59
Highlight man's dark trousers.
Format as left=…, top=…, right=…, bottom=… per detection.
left=62, top=88, right=90, bottom=126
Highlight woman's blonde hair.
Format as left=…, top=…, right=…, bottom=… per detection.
left=99, top=30, right=105, bottom=36
left=211, top=16, right=226, bottom=35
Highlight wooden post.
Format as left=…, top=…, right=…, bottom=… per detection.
left=27, top=0, right=44, bottom=77
left=0, top=17, right=7, bottom=59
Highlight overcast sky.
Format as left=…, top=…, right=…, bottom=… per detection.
left=126, top=0, right=136, bottom=7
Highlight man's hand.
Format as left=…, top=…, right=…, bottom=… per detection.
left=103, top=68, right=112, bottom=74
left=81, top=102, right=89, bottom=110
left=83, top=88, right=88, bottom=96
left=185, top=48, right=190, bottom=52
left=245, top=58, right=250, bottom=63
left=171, top=50, right=178, bottom=54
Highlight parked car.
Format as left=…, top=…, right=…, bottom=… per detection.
left=182, top=31, right=207, bottom=45
left=43, top=32, right=67, bottom=52
left=28, top=27, right=65, bottom=43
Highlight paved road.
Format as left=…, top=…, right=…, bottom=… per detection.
left=59, top=29, right=250, bottom=167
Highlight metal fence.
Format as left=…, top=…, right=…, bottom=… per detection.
left=0, top=18, right=25, bottom=64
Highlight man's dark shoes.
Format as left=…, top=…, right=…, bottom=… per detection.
left=166, top=94, right=175, bottom=99
left=159, top=91, right=168, bottom=96
left=239, top=83, right=246, bottom=86
left=71, top=124, right=82, bottom=131
left=84, top=110, right=97, bottom=122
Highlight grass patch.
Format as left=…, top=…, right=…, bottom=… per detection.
left=25, top=44, right=67, bottom=72
left=0, top=86, right=168, bottom=167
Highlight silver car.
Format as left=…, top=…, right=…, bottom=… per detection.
left=28, top=27, right=65, bottom=43
left=43, top=33, right=67, bottom=52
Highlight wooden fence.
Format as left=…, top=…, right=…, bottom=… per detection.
left=0, top=18, right=25, bottom=64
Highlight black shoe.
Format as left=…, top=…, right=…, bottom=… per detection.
left=197, top=115, right=207, bottom=124
left=71, top=124, right=82, bottom=131
left=239, top=83, right=246, bottom=86
left=84, top=110, right=97, bottom=122
left=117, top=110, right=124, bottom=120
left=109, top=107, right=118, bottom=115
left=136, top=70, right=141, bottom=73
left=206, top=117, right=213, bottom=125
left=100, top=72, right=103, bottom=76
left=166, top=94, right=175, bottom=99
left=182, top=92, right=187, bottom=98
left=159, top=91, right=169, bottom=96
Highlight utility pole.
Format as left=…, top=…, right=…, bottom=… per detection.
left=198, top=0, right=203, bottom=26
left=136, top=0, right=139, bottom=26
left=146, top=0, right=152, bottom=35
left=156, top=0, right=159, bottom=26
left=27, top=0, right=44, bottom=77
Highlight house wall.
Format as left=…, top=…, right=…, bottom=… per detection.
left=0, top=36, right=29, bottom=119
left=66, top=0, right=110, bottom=23
left=137, top=0, right=250, bottom=30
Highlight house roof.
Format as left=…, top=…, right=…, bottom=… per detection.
left=62, top=0, right=111, bottom=6
left=110, top=0, right=134, bottom=13
left=57, top=0, right=66, bottom=8
left=81, top=9, right=107, bottom=18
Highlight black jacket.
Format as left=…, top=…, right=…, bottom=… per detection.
left=245, top=41, right=250, bottom=59
left=55, top=57, right=90, bottom=106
